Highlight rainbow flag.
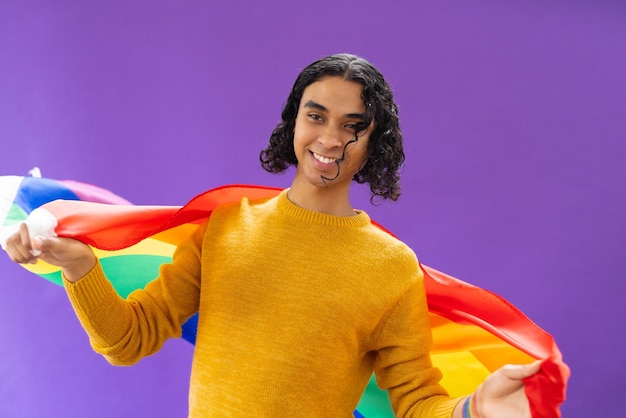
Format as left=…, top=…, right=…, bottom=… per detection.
left=0, top=174, right=569, bottom=417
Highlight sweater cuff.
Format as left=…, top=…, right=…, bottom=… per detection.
left=433, top=397, right=464, bottom=418
left=63, top=260, right=128, bottom=347
left=63, top=260, right=115, bottom=309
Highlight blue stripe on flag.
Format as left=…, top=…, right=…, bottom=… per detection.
left=14, top=177, right=80, bottom=213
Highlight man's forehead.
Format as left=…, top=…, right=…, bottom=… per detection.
left=300, top=79, right=365, bottom=114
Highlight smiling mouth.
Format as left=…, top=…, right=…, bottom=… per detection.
left=312, top=152, right=338, bottom=164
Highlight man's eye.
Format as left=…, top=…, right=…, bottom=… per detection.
left=309, top=114, right=323, bottom=121
left=347, top=122, right=366, bottom=132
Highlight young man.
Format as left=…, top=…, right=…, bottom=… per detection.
left=6, top=54, right=539, bottom=417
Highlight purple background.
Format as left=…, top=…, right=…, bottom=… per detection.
left=1, top=1, right=625, bottom=416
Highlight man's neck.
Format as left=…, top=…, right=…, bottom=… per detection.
left=286, top=182, right=355, bottom=217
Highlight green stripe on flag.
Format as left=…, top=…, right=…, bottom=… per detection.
left=355, top=375, right=394, bottom=418
left=37, top=254, right=172, bottom=299
left=101, top=254, right=172, bottom=298
left=2, top=204, right=28, bottom=227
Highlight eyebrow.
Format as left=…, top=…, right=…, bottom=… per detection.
left=303, top=100, right=365, bottom=120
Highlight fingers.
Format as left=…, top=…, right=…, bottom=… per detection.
left=5, top=224, right=95, bottom=279
left=501, top=360, right=542, bottom=380
left=19, top=222, right=32, bottom=249
left=31, top=235, right=46, bottom=253
left=5, top=223, right=37, bottom=264
left=475, top=361, right=541, bottom=417
left=6, top=223, right=58, bottom=264
left=479, top=361, right=542, bottom=399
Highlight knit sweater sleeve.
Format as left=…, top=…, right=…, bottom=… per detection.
left=63, top=221, right=207, bottom=365
left=371, top=266, right=462, bottom=417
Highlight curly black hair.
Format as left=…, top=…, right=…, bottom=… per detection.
left=259, top=53, right=405, bottom=202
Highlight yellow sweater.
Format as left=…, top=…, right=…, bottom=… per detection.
left=64, top=190, right=460, bottom=417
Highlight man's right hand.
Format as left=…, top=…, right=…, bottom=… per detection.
left=5, top=223, right=96, bottom=282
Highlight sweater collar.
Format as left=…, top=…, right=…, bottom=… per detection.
left=277, top=189, right=371, bottom=228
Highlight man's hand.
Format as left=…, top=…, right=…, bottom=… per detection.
left=5, top=223, right=96, bottom=282
left=476, top=361, right=542, bottom=417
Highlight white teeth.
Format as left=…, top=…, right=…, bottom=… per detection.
left=313, top=152, right=337, bottom=164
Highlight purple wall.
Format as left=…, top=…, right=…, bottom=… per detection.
left=1, top=1, right=625, bottom=416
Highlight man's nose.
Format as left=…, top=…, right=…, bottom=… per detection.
left=317, top=126, right=344, bottom=148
